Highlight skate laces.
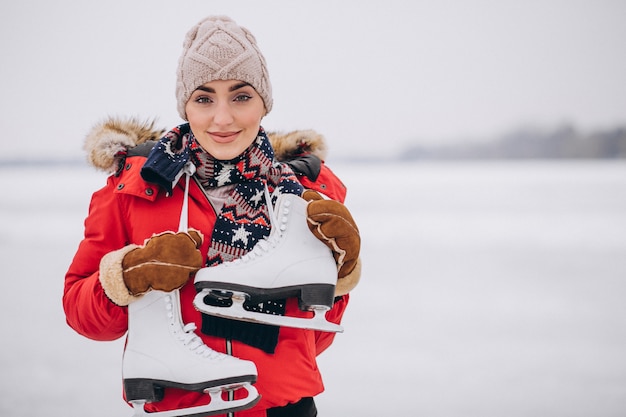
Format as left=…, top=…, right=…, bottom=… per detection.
left=171, top=164, right=230, bottom=361
left=178, top=161, right=196, bottom=233
left=179, top=322, right=228, bottom=360
left=229, top=186, right=285, bottom=264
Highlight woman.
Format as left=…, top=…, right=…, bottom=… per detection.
left=63, top=15, right=361, bottom=417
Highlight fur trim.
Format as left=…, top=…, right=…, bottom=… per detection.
left=83, top=116, right=328, bottom=171
left=267, top=130, right=328, bottom=162
left=99, top=244, right=142, bottom=306
left=84, top=116, right=164, bottom=173
left=335, top=257, right=361, bottom=296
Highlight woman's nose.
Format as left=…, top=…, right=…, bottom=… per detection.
left=213, top=101, right=234, bottom=126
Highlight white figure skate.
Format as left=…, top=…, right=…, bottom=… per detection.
left=124, top=289, right=260, bottom=417
left=193, top=192, right=343, bottom=333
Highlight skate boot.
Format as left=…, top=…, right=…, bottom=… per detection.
left=193, top=192, right=343, bottom=333
left=123, top=289, right=260, bottom=417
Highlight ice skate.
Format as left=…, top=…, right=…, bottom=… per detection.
left=193, top=192, right=343, bottom=333
left=124, top=289, right=260, bottom=417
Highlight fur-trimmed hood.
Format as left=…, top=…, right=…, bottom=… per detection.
left=84, top=116, right=329, bottom=173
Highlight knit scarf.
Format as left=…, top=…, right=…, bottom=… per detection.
left=142, top=123, right=304, bottom=264
left=190, top=131, right=304, bottom=266
left=141, top=124, right=304, bottom=353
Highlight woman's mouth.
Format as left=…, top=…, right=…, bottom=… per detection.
left=209, top=131, right=240, bottom=143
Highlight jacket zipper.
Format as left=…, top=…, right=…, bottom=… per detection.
left=226, top=338, right=235, bottom=417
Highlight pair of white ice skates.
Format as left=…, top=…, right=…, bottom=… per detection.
left=124, top=192, right=341, bottom=416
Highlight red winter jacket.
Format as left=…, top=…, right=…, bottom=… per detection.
left=63, top=144, right=350, bottom=416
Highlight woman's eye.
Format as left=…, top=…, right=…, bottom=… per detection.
left=195, top=96, right=212, bottom=104
left=234, top=94, right=252, bottom=102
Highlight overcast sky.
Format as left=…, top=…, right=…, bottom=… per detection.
left=1, top=0, right=625, bottom=160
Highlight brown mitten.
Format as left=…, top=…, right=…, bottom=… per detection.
left=303, top=190, right=361, bottom=280
left=122, top=230, right=204, bottom=295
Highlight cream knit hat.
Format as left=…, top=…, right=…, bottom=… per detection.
left=175, top=16, right=273, bottom=120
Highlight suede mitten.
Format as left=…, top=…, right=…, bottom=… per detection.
left=303, top=190, right=361, bottom=295
left=122, top=230, right=204, bottom=294
left=99, top=230, right=204, bottom=305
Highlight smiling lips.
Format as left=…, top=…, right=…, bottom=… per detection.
left=209, top=131, right=240, bottom=143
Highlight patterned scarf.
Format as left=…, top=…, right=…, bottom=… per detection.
left=141, top=124, right=304, bottom=353
left=189, top=131, right=304, bottom=266
left=142, top=123, right=303, bottom=264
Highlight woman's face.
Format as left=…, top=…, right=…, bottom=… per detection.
left=185, top=79, right=266, bottom=161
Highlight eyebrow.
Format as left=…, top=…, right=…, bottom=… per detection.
left=195, top=82, right=252, bottom=94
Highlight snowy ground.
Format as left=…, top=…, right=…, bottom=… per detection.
left=1, top=160, right=625, bottom=416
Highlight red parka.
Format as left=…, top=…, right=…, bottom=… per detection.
left=63, top=128, right=351, bottom=416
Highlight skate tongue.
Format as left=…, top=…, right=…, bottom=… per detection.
left=264, top=185, right=275, bottom=225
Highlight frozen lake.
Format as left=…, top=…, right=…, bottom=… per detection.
left=1, top=160, right=625, bottom=416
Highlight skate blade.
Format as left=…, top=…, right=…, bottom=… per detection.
left=193, top=290, right=344, bottom=333
left=129, top=383, right=259, bottom=417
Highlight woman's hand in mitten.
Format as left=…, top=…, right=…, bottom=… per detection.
left=303, top=190, right=361, bottom=295
left=99, top=230, right=204, bottom=306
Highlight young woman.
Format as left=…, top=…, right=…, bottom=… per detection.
left=63, top=15, right=361, bottom=417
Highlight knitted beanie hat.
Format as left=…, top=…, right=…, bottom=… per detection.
left=176, top=16, right=273, bottom=120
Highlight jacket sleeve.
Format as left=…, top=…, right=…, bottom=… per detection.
left=63, top=175, right=129, bottom=341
